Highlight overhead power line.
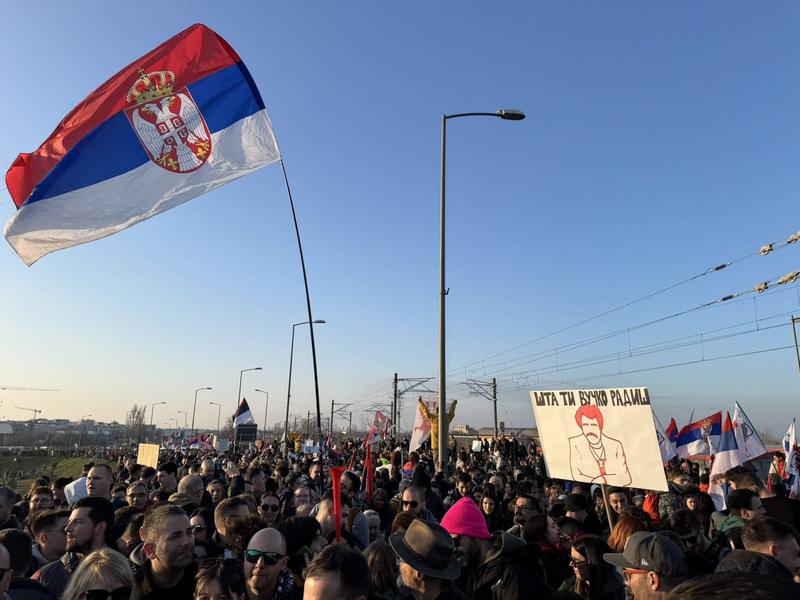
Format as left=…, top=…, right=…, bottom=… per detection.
left=448, top=228, right=800, bottom=377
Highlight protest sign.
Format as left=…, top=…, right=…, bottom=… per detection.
left=530, top=387, right=667, bottom=491
left=471, top=440, right=483, bottom=452
left=137, top=443, right=160, bottom=469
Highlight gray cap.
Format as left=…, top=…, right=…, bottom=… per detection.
left=603, top=532, right=688, bottom=577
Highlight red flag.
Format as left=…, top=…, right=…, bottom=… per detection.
left=329, top=466, right=345, bottom=543
left=365, top=444, right=374, bottom=505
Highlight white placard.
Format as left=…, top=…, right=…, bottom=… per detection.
left=530, top=388, right=667, bottom=491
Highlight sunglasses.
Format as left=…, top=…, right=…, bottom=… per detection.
left=84, top=587, right=131, bottom=600
left=401, top=500, right=419, bottom=509
left=260, top=504, right=280, bottom=512
left=245, top=550, right=285, bottom=566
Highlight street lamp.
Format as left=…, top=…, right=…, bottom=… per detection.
left=237, top=367, right=262, bottom=413
left=149, top=402, right=166, bottom=442
left=254, top=389, right=269, bottom=439
left=284, top=320, right=326, bottom=444
left=209, top=402, right=222, bottom=438
left=437, top=108, right=525, bottom=474
left=177, top=411, right=188, bottom=431
left=166, top=418, right=177, bottom=430
left=191, top=387, right=212, bottom=439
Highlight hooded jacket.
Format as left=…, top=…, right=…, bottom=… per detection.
left=465, top=532, right=546, bottom=600
left=718, top=513, right=745, bottom=533
left=715, top=549, right=794, bottom=580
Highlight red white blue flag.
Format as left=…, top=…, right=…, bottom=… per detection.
left=708, top=412, right=746, bottom=510
left=4, top=24, right=280, bottom=265
left=233, top=398, right=254, bottom=427
left=676, top=411, right=721, bottom=458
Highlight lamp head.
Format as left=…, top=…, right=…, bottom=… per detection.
left=313, top=320, right=326, bottom=324
left=497, top=109, right=525, bottom=121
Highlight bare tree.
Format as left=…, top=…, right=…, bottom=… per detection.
left=125, top=404, right=147, bottom=444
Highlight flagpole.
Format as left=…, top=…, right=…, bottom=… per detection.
left=279, top=159, right=323, bottom=469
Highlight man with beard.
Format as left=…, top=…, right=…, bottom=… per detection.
left=441, top=497, right=542, bottom=599
left=35, top=497, right=113, bottom=598
left=243, top=527, right=298, bottom=600
left=507, top=494, right=539, bottom=537
left=130, top=504, right=197, bottom=600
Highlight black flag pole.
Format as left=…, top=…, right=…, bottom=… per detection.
left=279, top=159, right=324, bottom=475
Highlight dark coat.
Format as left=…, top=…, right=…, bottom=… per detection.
left=8, top=579, right=57, bottom=600
left=129, top=543, right=198, bottom=600
left=34, top=552, right=82, bottom=599
left=715, top=549, right=794, bottom=580
left=466, top=532, right=547, bottom=600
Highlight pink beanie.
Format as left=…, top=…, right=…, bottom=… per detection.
left=440, top=497, right=492, bottom=540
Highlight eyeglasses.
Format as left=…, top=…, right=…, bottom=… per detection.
left=191, top=525, right=206, bottom=532
left=401, top=500, right=419, bottom=509
left=260, top=504, right=280, bottom=512
left=569, top=559, right=586, bottom=567
left=84, top=587, right=132, bottom=600
left=622, top=568, right=650, bottom=582
left=245, top=550, right=285, bottom=566
left=514, top=505, right=534, bottom=512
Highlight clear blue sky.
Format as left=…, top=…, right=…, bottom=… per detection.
left=1, top=3, right=800, bottom=439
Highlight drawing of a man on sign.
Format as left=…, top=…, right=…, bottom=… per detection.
left=569, top=405, right=631, bottom=486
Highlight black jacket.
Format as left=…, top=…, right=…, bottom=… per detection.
left=8, top=578, right=57, bottom=600
left=464, top=532, right=547, bottom=600
left=715, top=549, right=794, bottom=580
left=129, top=543, right=198, bottom=600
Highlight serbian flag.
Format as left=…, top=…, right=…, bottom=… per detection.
left=676, top=411, right=721, bottom=458
left=666, top=418, right=679, bottom=446
left=708, top=412, right=745, bottom=510
left=4, top=24, right=280, bottom=265
left=233, top=398, right=254, bottom=427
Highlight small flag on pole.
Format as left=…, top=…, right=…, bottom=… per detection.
left=233, top=398, right=254, bottom=427
left=4, top=23, right=280, bottom=265
left=732, top=401, right=768, bottom=461
left=708, top=412, right=746, bottom=510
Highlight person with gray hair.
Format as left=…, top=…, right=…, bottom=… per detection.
left=363, top=510, right=381, bottom=544
left=176, top=474, right=204, bottom=507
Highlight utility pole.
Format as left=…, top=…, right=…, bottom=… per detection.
left=348, top=412, right=352, bottom=438
left=307, top=411, right=310, bottom=438
left=330, top=400, right=351, bottom=441
left=465, top=378, right=499, bottom=437
left=392, top=373, right=398, bottom=437
left=395, top=377, right=436, bottom=438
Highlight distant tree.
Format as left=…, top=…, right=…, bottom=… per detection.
left=125, top=404, right=147, bottom=443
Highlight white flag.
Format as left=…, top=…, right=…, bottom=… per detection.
left=654, top=414, right=677, bottom=465
left=783, top=418, right=799, bottom=499
left=732, top=402, right=768, bottom=461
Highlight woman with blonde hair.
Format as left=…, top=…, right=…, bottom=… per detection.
left=62, top=548, right=136, bottom=600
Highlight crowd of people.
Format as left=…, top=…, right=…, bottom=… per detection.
left=0, top=435, right=797, bottom=600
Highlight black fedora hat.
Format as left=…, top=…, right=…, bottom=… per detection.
left=389, top=519, right=461, bottom=580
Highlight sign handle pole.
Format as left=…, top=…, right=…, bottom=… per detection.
left=601, top=484, right=615, bottom=531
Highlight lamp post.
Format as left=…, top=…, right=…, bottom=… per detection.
left=209, top=402, right=221, bottom=438
left=437, top=108, right=525, bottom=474
left=191, top=387, right=212, bottom=440
left=284, top=320, right=326, bottom=445
left=236, top=367, right=262, bottom=413
left=166, top=418, right=177, bottom=430
left=77, top=414, right=91, bottom=447
left=149, top=402, right=166, bottom=443
left=254, top=389, right=269, bottom=439
left=177, top=411, right=187, bottom=432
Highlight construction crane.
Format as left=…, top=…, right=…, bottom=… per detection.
left=0, top=386, right=58, bottom=392
left=15, top=406, right=42, bottom=446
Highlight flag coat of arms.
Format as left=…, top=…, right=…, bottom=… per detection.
left=676, top=411, right=721, bottom=458
left=4, top=23, right=280, bottom=265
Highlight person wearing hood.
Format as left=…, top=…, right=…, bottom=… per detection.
left=129, top=504, right=197, bottom=600
left=715, top=516, right=800, bottom=582
left=34, top=497, right=114, bottom=599
left=440, top=497, right=544, bottom=599
left=717, top=489, right=766, bottom=538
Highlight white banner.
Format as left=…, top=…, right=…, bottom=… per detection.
left=530, top=387, right=668, bottom=491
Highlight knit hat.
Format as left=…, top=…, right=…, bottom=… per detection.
left=440, top=497, right=491, bottom=540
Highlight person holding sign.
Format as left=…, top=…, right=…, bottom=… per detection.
left=569, top=405, right=631, bottom=487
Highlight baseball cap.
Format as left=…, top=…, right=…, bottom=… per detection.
left=603, top=532, right=688, bottom=577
